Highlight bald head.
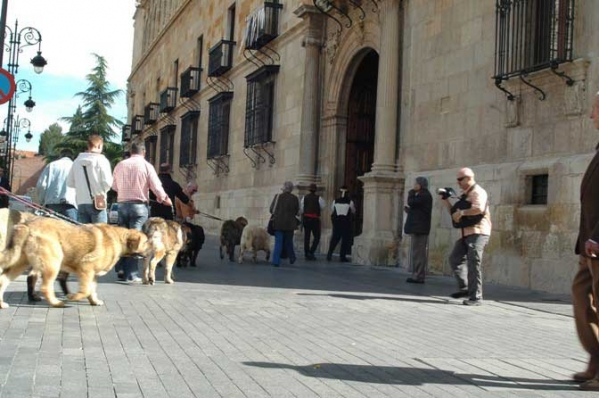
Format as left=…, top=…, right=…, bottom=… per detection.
left=457, top=167, right=476, bottom=190
left=457, top=168, right=475, bottom=178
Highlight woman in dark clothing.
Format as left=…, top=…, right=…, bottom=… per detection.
left=270, top=181, right=300, bottom=267
left=404, top=176, right=433, bottom=283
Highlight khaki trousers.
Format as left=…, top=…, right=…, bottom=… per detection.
left=572, top=256, right=599, bottom=373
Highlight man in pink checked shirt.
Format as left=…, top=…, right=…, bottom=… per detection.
left=112, top=141, right=172, bottom=282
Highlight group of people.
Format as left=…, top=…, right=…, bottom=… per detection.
left=34, top=137, right=197, bottom=282
left=268, top=181, right=356, bottom=267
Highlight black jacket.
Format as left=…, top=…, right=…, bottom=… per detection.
left=150, top=173, right=189, bottom=219
left=270, top=192, right=299, bottom=232
left=404, top=189, right=432, bottom=235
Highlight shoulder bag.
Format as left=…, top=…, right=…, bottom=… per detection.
left=82, top=165, right=107, bottom=211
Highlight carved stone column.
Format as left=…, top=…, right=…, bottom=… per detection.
left=353, top=0, right=403, bottom=266
left=294, top=5, right=325, bottom=193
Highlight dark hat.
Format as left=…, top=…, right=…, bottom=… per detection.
left=308, top=183, right=317, bottom=192
left=340, top=185, right=348, bottom=191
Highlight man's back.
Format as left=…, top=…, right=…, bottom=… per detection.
left=36, top=157, right=76, bottom=206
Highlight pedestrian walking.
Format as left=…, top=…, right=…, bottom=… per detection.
left=112, top=141, right=172, bottom=282
left=67, top=134, right=113, bottom=223
left=35, top=149, right=78, bottom=221
left=439, top=167, right=491, bottom=306
left=404, top=176, right=432, bottom=283
left=269, top=181, right=299, bottom=267
left=300, top=183, right=324, bottom=260
left=150, top=163, right=189, bottom=220
left=0, top=166, right=11, bottom=208
left=571, top=91, right=599, bottom=391
left=326, top=186, right=355, bottom=263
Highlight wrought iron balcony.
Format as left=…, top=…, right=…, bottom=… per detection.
left=180, top=67, right=202, bottom=98
left=244, top=1, right=283, bottom=50
left=122, top=124, right=132, bottom=142
left=159, top=87, right=178, bottom=113
left=132, top=115, right=144, bottom=134
left=208, top=40, right=235, bottom=77
left=144, top=102, right=160, bottom=125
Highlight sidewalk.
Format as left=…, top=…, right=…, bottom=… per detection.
left=0, top=236, right=588, bottom=397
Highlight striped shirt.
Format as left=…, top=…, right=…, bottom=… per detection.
left=112, top=155, right=168, bottom=204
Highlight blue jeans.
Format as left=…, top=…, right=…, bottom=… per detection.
left=114, top=203, right=149, bottom=279
left=77, top=203, right=107, bottom=224
left=45, top=204, right=78, bottom=222
left=272, top=230, right=295, bottom=266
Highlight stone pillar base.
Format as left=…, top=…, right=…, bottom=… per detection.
left=353, top=172, right=404, bottom=266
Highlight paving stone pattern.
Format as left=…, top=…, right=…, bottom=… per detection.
left=0, top=237, right=592, bottom=397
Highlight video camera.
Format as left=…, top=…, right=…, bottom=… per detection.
left=436, top=187, right=457, bottom=200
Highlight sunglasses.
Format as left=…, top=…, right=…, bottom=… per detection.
left=456, top=176, right=468, bottom=182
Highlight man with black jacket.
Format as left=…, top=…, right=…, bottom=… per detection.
left=327, top=186, right=355, bottom=262
left=150, top=163, right=190, bottom=220
left=300, top=183, right=325, bottom=260
left=404, top=176, right=432, bottom=283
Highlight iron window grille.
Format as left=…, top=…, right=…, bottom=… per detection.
left=530, top=174, right=548, bottom=205
left=180, top=111, right=200, bottom=167
left=122, top=124, right=132, bottom=142
left=159, top=125, right=176, bottom=166
left=244, top=1, right=283, bottom=50
left=207, top=92, right=233, bottom=158
left=145, top=136, right=158, bottom=166
left=159, top=87, right=178, bottom=113
left=144, top=102, right=160, bottom=125
left=493, top=0, right=575, bottom=98
left=180, top=67, right=202, bottom=98
left=244, top=65, right=278, bottom=147
left=132, top=115, right=144, bottom=134
left=208, top=40, right=236, bottom=77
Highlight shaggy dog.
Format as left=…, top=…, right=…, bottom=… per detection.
left=0, top=215, right=148, bottom=308
left=142, top=217, right=185, bottom=285
left=177, top=222, right=205, bottom=268
left=219, top=217, right=248, bottom=262
left=238, top=225, right=271, bottom=264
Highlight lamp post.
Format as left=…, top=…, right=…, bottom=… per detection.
left=0, top=115, right=32, bottom=185
left=1, top=20, right=46, bottom=187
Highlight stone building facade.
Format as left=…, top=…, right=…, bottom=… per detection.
left=128, top=0, right=599, bottom=294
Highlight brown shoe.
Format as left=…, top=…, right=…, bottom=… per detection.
left=573, top=371, right=595, bottom=382
left=579, top=378, right=599, bottom=391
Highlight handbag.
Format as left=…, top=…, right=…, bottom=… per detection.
left=450, top=184, right=486, bottom=229
left=82, top=165, right=107, bottom=211
left=267, top=194, right=279, bottom=236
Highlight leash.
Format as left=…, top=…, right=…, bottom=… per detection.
left=148, top=198, right=225, bottom=222
left=0, top=187, right=82, bottom=226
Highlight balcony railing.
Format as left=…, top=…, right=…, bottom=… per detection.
left=144, top=102, right=160, bottom=125
left=132, top=115, right=144, bottom=134
left=159, top=87, right=178, bottom=113
left=180, top=67, right=202, bottom=98
left=122, top=124, right=132, bottom=142
left=244, top=1, right=283, bottom=50
left=208, top=40, right=235, bottom=77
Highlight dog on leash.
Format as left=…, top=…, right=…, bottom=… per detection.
left=219, top=217, right=248, bottom=262
left=142, top=217, right=185, bottom=285
left=238, top=225, right=271, bottom=264
left=177, top=222, right=205, bottom=267
left=0, top=215, right=148, bottom=308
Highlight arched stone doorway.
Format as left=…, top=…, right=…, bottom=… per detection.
left=344, top=50, right=378, bottom=237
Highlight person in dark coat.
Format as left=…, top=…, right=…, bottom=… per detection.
left=269, top=181, right=300, bottom=267
left=404, top=176, right=433, bottom=283
left=327, top=186, right=355, bottom=263
left=301, top=183, right=325, bottom=260
left=0, top=166, right=11, bottom=208
left=150, top=163, right=190, bottom=220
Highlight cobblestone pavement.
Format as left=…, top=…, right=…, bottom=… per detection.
left=0, top=237, right=592, bottom=397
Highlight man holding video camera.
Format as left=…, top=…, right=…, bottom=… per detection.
left=438, top=167, right=491, bottom=306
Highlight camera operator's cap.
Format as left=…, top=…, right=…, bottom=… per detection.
left=308, top=183, right=317, bottom=192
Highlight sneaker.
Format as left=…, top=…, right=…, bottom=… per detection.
left=290, top=257, right=297, bottom=265
left=462, top=299, right=482, bottom=306
left=580, top=378, right=599, bottom=391
left=116, top=271, right=125, bottom=281
left=406, top=278, right=424, bottom=284
left=450, top=290, right=469, bottom=299
left=573, top=370, right=596, bottom=382
left=127, top=276, right=142, bottom=283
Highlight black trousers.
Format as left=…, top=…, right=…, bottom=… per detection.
left=328, top=221, right=352, bottom=259
left=303, top=218, right=321, bottom=255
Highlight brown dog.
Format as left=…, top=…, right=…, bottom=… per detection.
left=219, top=216, right=248, bottom=262
left=0, top=216, right=148, bottom=308
left=142, top=217, right=185, bottom=285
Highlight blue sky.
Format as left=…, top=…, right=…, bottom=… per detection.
left=0, top=0, right=136, bottom=152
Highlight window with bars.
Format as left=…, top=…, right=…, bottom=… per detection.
left=528, top=174, right=549, bottom=205
left=207, top=92, right=233, bottom=159
left=159, top=125, right=176, bottom=166
left=244, top=65, right=278, bottom=147
left=180, top=111, right=199, bottom=167
left=494, top=0, right=575, bottom=81
left=145, top=136, right=158, bottom=166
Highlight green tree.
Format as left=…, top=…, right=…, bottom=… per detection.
left=37, top=123, right=63, bottom=158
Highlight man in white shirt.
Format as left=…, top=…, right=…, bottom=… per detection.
left=36, top=150, right=77, bottom=221
left=326, top=186, right=356, bottom=263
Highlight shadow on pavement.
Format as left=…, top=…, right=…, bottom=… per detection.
left=242, top=362, right=579, bottom=391
left=296, top=292, right=448, bottom=305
